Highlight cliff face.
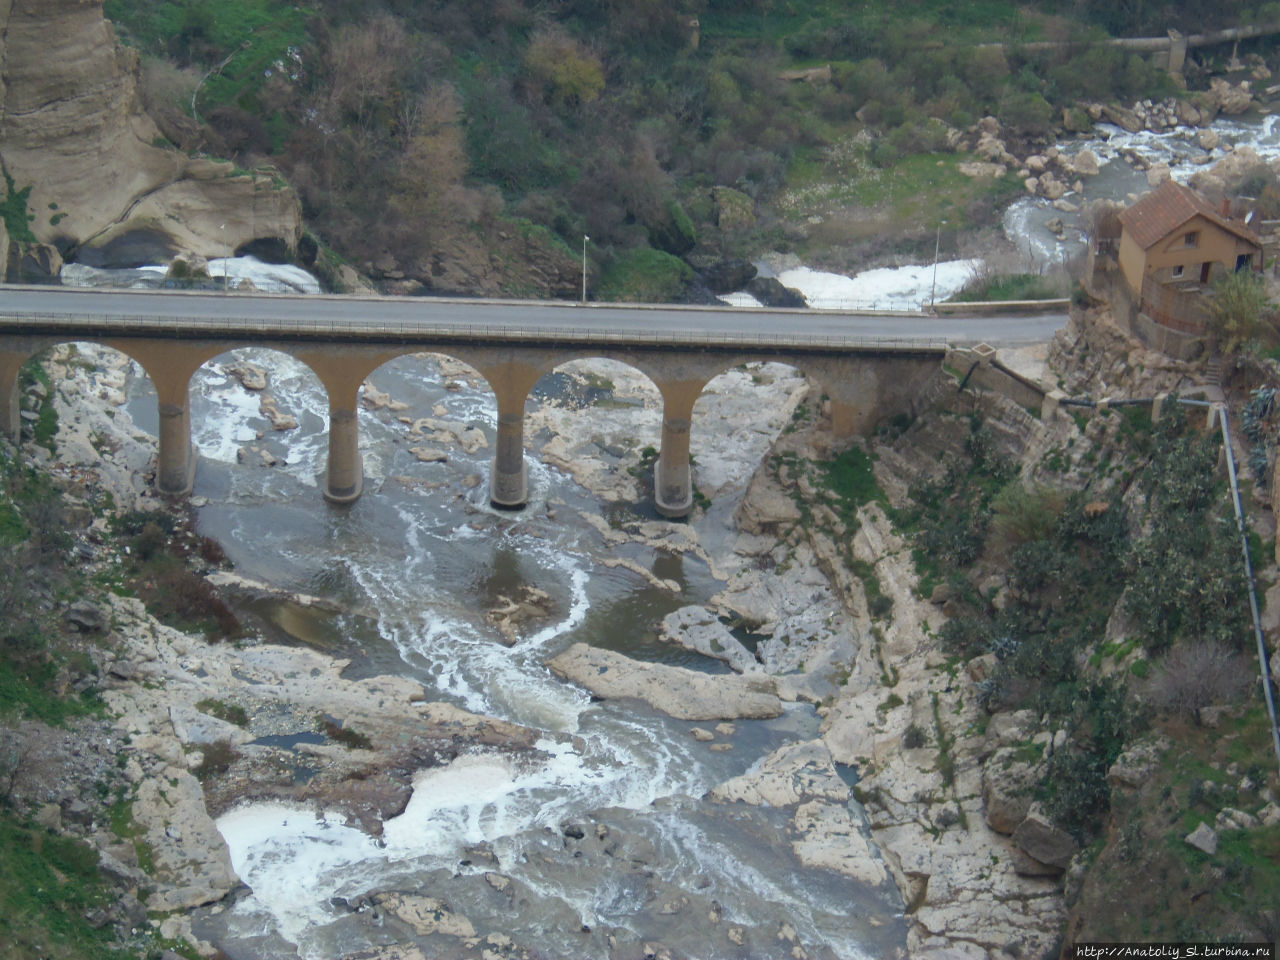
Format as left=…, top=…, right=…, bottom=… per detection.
left=0, top=0, right=301, bottom=268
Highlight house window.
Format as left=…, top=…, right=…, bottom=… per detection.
left=1184, top=231, right=1199, bottom=248
left=1172, top=265, right=1184, bottom=279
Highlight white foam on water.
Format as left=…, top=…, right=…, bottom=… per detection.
left=718, top=291, right=763, bottom=308
left=184, top=256, right=322, bottom=294
left=191, top=372, right=267, bottom=463
left=217, top=802, right=380, bottom=950
left=777, top=260, right=981, bottom=311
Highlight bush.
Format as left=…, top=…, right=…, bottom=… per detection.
left=193, top=739, right=237, bottom=781
left=1145, top=641, right=1250, bottom=717
left=596, top=247, right=693, bottom=303
left=903, top=722, right=928, bottom=749
left=989, top=482, right=1067, bottom=552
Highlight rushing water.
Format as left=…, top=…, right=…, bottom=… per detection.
left=120, top=348, right=907, bottom=960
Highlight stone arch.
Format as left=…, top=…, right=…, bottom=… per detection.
left=358, top=349, right=497, bottom=483
left=524, top=355, right=666, bottom=506
left=187, top=346, right=330, bottom=472
left=692, top=360, right=813, bottom=498
left=1, top=337, right=152, bottom=442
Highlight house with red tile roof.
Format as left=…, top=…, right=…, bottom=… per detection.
left=1117, top=179, right=1262, bottom=335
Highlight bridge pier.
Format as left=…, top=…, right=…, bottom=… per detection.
left=655, top=385, right=700, bottom=518
left=491, top=407, right=528, bottom=509
left=324, top=399, right=363, bottom=503
left=0, top=347, right=28, bottom=440
left=113, top=340, right=219, bottom=498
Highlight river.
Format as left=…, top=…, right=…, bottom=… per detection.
left=121, top=349, right=907, bottom=960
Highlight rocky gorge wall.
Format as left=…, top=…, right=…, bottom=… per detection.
left=0, top=0, right=302, bottom=271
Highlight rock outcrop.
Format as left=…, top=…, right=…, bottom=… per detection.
left=546, top=643, right=784, bottom=720
left=0, top=0, right=302, bottom=268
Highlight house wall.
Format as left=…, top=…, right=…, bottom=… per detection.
left=1118, top=231, right=1146, bottom=295
left=1142, top=214, right=1260, bottom=282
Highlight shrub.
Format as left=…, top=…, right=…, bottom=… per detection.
left=596, top=247, right=693, bottom=303
left=1145, top=641, right=1250, bottom=717
left=193, top=739, right=237, bottom=781
left=989, top=482, right=1067, bottom=552
left=903, top=722, right=928, bottom=749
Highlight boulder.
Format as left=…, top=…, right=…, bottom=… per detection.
left=981, top=747, right=1039, bottom=834
left=226, top=362, right=267, bottom=391
left=702, top=258, right=757, bottom=294
left=1175, top=99, right=1203, bottom=126
left=258, top=395, right=298, bottom=431
left=745, top=276, right=807, bottom=308
left=546, top=643, right=783, bottom=721
left=1146, top=163, right=1172, bottom=187
left=1100, top=104, right=1143, bottom=133
left=1208, top=78, right=1254, bottom=115
left=372, top=894, right=476, bottom=939
left=791, top=800, right=888, bottom=887
left=957, top=161, right=1006, bottom=179
left=711, top=740, right=849, bottom=806
left=65, top=599, right=107, bottom=632
left=1197, top=129, right=1221, bottom=151
left=1184, top=821, right=1218, bottom=855
left=1011, top=804, right=1077, bottom=869
left=18, top=242, right=63, bottom=283
left=659, top=605, right=759, bottom=673
left=1068, top=150, right=1100, bottom=177
left=711, top=186, right=756, bottom=232
left=1106, top=737, right=1167, bottom=792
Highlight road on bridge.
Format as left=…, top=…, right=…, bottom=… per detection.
left=0, top=286, right=1068, bottom=346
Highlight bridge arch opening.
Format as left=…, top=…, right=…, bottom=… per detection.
left=188, top=347, right=329, bottom=479
left=525, top=357, right=663, bottom=505
left=358, top=351, right=497, bottom=492
left=692, top=361, right=814, bottom=503
left=13, top=341, right=158, bottom=477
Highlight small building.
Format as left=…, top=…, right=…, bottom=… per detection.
left=1117, top=179, right=1262, bottom=336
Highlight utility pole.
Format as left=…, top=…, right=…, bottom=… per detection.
left=930, top=220, right=947, bottom=311
left=582, top=235, right=589, bottom=304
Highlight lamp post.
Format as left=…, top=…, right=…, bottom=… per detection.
left=219, top=223, right=227, bottom=293
left=582, top=235, right=589, bottom=304
left=930, top=220, right=947, bottom=311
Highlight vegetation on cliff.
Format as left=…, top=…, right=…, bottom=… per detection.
left=99, top=0, right=1275, bottom=296
left=0, top=360, right=241, bottom=960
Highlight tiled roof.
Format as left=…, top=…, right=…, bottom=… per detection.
left=1118, top=179, right=1261, bottom=250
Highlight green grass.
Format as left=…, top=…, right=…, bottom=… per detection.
left=0, top=660, right=100, bottom=725
left=951, top=272, right=1063, bottom=302
left=822, top=445, right=882, bottom=509
left=0, top=813, right=124, bottom=960
left=196, top=698, right=249, bottom=728
left=18, top=361, right=58, bottom=454
left=700, top=0, right=1032, bottom=46
left=596, top=247, right=694, bottom=303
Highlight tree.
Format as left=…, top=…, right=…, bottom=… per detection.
left=1208, top=268, right=1271, bottom=353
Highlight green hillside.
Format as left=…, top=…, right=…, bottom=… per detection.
left=101, top=0, right=1278, bottom=294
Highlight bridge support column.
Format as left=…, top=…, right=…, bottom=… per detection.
left=155, top=382, right=197, bottom=496
left=491, top=404, right=528, bottom=509
left=324, top=388, right=363, bottom=504
left=655, top=389, right=699, bottom=518
left=0, top=348, right=30, bottom=441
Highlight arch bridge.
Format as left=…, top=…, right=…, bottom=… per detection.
left=0, top=290, right=965, bottom=517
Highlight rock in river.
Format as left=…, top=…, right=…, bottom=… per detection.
left=546, top=643, right=783, bottom=721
